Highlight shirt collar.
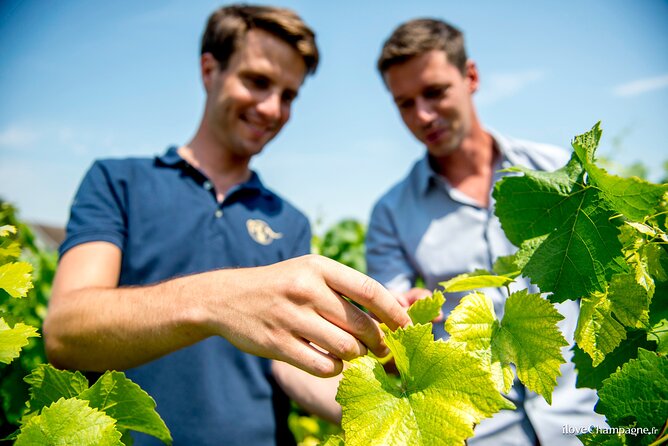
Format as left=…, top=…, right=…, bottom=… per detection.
left=155, top=146, right=272, bottom=198
left=414, top=130, right=520, bottom=196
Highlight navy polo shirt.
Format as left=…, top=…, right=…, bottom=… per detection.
left=60, top=147, right=311, bottom=445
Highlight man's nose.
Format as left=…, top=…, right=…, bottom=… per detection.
left=415, top=97, right=437, bottom=125
left=256, top=91, right=282, bottom=121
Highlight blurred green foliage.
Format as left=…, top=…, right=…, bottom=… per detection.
left=0, top=201, right=57, bottom=436
left=312, top=219, right=366, bottom=273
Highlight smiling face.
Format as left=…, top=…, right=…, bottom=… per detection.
left=384, top=50, right=479, bottom=158
left=202, top=28, right=307, bottom=159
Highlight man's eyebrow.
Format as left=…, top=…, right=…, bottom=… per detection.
left=392, top=94, right=409, bottom=104
left=284, top=88, right=299, bottom=99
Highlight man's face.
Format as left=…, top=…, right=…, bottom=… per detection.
left=203, top=28, right=307, bottom=158
left=384, top=50, right=478, bottom=158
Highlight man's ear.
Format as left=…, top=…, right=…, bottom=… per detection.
left=465, top=59, right=480, bottom=94
left=200, top=52, right=219, bottom=92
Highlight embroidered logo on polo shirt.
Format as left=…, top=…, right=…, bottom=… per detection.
left=246, top=219, right=283, bottom=245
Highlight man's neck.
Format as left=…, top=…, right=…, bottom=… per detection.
left=179, top=133, right=252, bottom=201
left=432, top=127, right=499, bottom=207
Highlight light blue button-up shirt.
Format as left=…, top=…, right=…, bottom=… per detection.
left=367, top=130, right=606, bottom=445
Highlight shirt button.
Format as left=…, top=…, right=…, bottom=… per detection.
left=215, top=210, right=223, bottom=218
left=203, top=181, right=213, bottom=191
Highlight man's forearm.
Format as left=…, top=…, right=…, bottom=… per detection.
left=44, top=272, right=216, bottom=371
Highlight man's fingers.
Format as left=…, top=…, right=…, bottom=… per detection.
left=314, top=290, right=390, bottom=358
left=320, top=258, right=411, bottom=330
left=279, top=338, right=344, bottom=378
left=303, top=316, right=370, bottom=361
left=404, top=287, right=432, bottom=306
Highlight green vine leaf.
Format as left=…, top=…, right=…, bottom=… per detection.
left=79, top=371, right=173, bottom=445
left=575, top=292, right=627, bottom=367
left=571, top=122, right=668, bottom=223
left=0, top=318, right=39, bottom=364
left=336, top=323, right=514, bottom=446
left=494, top=153, right=622, bottom=302
left=407, top=290, right=445, bottom=324
left=0, top=261, right=34, bottom=298
left=0, top=225, right=17, bottom=237
left=578, top=431, right=627, bottom=445
left=321, top=435, right=345, bottom=446
left=444, top=292, right=513, bottom=394
left=648, top=284, right=668, bottom=354
left=596, top=349, right=668, bottom=431
left=439, top=270, right=514, bottom=293
left=572, top=329, right=657, bottom=390
left=446, top=290, right=567, bottom=403
left=14, top=397, right=123, bottom=446
left=0, top=239, right=21, bottom=260
left=606, top=273, right=651, bottom=329
left=23, top=364, right=90, bottom=417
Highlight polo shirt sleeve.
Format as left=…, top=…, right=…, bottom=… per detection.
left=366, top=200, right=414, bottom=293
left=59, top=160, right=127, bottom=258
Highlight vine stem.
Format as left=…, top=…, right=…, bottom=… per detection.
left=648, top=419, right=668, bottom=446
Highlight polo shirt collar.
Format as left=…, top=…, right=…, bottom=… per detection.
left=155, top=146, right=272, bottom=198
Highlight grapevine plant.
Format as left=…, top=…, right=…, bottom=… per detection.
left=0, top=211, right=172, bottom=445
left=326, top=123, right=668, bottom=446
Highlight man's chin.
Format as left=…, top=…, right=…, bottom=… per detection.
left=237, top=140, right=269, bottom=158
left=426, top=142, right=459, bottom=158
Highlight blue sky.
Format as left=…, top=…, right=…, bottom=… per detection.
left=1, top=0, right=667, bottom=232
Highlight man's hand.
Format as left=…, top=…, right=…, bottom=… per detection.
left=46, top=245, right=410, bottom=378
left=206, top=254, right=411, bottom=377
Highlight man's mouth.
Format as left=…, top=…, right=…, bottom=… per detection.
left=425, top=127, right=448, bottom=144
left=241, top=114, right=276, bottom=139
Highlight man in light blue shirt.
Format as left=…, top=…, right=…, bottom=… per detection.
left=367, top=18, right=605, bottom=445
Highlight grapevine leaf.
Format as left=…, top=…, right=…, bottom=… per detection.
left=439, top=270, right=514, bottom=293
left=494, top=154, right=584, bottom=246
left=493, top=150, right=622, bottom=302
left=494, top=290, right=567, bottom=403
left=322, top=435, right=345, bottom=446
left=578, top=432, right=627, bottom=445
left=444, top=292, right=513, bottom=394
left=0, top=261, right=33, bottom=298
left=23, top=364, right=90, bottom=416
left=606, top=274, right=650, bottom=329
left=643, top=243, right=668, bottom=282
left=79, top=370, right=172, bottom=445
left=1, top=366, right=32, bottom=424
left=0, top=318, right=39, bottom=364
left=576, top=293, right=627, bottom=366
left=14, top=397, right=123, bottom=446
left=446, top=291, right=567, bottom=402
left=491, top=254, right=520, bottom=277
left=500, top=235, right=548, bottom=275
left=336, top=323, right=514, bottom=446
left=0, top=239, right=21, bottom=260
left=492, top=235, right=547, bottom=278
left=0, top=225, right=17, bottom=237
left=648, top=284, right=668, bottom=353
left=407, top=290, right=445, bottom=324
left=572, top=123, right=668, bottom=222
left=596, top=349, right=668, bottom=430
left=572, top=329, right=657, bottom=390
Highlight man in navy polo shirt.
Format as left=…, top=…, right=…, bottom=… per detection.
left=43, top=5, right=410, bottom=445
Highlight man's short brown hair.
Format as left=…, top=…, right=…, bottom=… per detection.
left=377, top=18, right=467, bottom=76
left=201, top=4, right=319, bottom=75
